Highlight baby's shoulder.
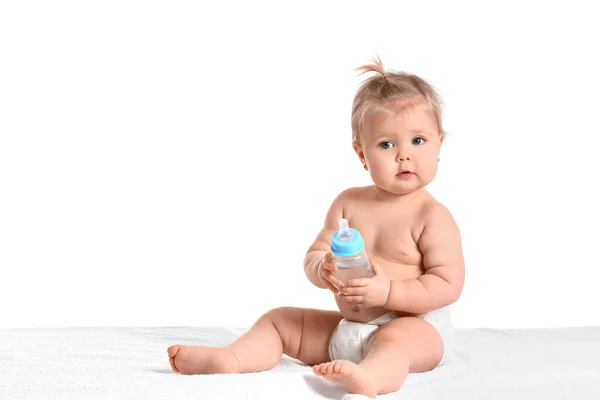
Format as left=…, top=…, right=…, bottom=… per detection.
left=334, top=185, right=373, bottom=203
left=416, top=196, right=456, bottom=226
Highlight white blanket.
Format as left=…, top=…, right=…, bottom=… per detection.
left=1, top=326, right=599, bottom=399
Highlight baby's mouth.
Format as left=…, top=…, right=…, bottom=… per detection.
left=396, top=171, right=414, bottom=177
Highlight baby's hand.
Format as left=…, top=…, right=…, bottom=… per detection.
left=318, top=252, right=343, bottom=293
left=338, top=260, right=390, bottom=308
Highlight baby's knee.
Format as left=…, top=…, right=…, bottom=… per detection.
left=263, top=306, right=299, bottom=319
left=261, top=307, right=305, bottom=329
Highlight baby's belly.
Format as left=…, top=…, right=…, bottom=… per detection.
left=333, top=295, right=390, bottom=322
left=334, top=261, right=424, bottom=322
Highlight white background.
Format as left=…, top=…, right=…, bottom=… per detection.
left=1, top=1, right=599, bottom=330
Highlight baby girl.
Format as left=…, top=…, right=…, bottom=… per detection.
left=167, top=56, right=465, bottom=398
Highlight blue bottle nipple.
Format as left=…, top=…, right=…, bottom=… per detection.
left=331, top=219, right=365, bottom=257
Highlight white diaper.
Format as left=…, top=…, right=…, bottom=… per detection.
left=328, top=306, right=453, bottom=367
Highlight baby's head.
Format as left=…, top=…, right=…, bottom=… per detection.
left=351, top=56, right=445, bottom=196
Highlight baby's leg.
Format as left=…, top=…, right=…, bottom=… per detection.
left=313, top=316, right=443, bottom=398
left=168, top=307, right=342, bottom=374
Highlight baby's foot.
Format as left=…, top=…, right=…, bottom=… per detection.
left=167, top=345, right=239, bottom=375
left=313, top=360, right=377, bottom=398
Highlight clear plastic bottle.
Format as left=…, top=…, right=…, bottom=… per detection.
left=330, top=218, right=373, bottom=282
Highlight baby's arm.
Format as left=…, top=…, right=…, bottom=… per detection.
left=385, top=203, right=465, bottom=314
left=304, top=190, right=348, bottom=288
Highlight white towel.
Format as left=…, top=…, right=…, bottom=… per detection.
left=1, top=326, right=600, bottom=399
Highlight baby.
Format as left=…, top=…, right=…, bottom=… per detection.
left=167, top=56, right=465, bottom=398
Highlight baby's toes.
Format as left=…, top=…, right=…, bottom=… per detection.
left=324, top=361, right=339, bottom=374
left=168, top=345, right=183, bottom=373
left=313, top=362, right=330, bottom=375
left=169, top=358, right=179, bottom=373
left=332, top=360, right=345, bottom=373
left=167, top=345, right=182, bottom=359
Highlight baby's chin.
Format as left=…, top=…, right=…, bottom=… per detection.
left=389, top=177, right=425, bottom=190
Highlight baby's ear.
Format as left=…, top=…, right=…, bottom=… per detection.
left=352, top=140, right=368, bottom=170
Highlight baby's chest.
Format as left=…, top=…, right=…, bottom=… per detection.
left=352, top=218, right=423, bottom=265
left=371, top=229, right=421, bottom=265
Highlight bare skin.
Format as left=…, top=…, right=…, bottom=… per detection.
left=168, top=101, right=465, bottom=398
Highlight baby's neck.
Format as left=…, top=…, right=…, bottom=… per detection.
left=372, top=186, right=427, bottom=204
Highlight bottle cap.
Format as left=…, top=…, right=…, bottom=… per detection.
left=330, top=218, right=365, bottom=257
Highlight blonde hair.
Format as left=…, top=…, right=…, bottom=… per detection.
left=351, top=55, right=444, bottom=142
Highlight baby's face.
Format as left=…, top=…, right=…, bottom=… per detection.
left=355, top=103, right=444, bottom=196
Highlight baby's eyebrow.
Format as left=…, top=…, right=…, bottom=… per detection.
left=374, top=129, right=434, bottom=138
left=411, top=129, right=437, bottom=138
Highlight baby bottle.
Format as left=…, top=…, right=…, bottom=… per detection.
left=330, top=218, right=373, bottom=282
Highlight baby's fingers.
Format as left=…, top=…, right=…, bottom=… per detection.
left=340, top=295, right=364, bottom=304
left=338, top=286, right=365, bottom=296
left=322, top=278, right=339, bottom=293
left=322, top=252, right=338, bottom=272
left=344, top=278, right=370, bottom=287
left=324, top=271, right=344, bottom=290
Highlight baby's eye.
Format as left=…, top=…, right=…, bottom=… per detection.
left=412, top=137, right=427, bottom=145
left=379, top=141, right=394, bottom=149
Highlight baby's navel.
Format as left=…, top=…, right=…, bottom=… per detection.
left=352, top=306, right=360, bottom=312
